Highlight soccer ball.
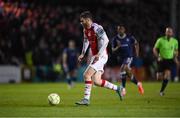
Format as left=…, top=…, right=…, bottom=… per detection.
left=48, top=93, right=60, bottom=105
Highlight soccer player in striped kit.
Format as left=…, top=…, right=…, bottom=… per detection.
left=75, top=11, right=122, bottom=105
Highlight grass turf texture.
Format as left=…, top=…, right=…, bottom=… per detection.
left=0, top=82, right=180, bottom=117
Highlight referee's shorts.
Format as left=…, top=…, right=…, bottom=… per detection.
left=157, top=59, right=175, bottom=72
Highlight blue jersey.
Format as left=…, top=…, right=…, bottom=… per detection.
left=63, top=48, right=78, bottom=70
left=112, top=34, right=136, bottom=58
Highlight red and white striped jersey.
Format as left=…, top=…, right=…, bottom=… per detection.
left=83, top=23, right=108, bottom=56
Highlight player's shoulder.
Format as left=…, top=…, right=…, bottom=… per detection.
left=126, top=34, right=134, bottom=38
left=63, top=48, right=69, bottom=53
left=112, top=35, right=119, bottom=40
left=159, top=36, right=165, bottom=39
left=92, top=23, right=103, bottom=32
left=171, top=37, right=178, bottom=40
left=171, top=37, right=178, bottom=43
left=125, top=34, right=136, bottom=41
left=92, top=23, right=105, bottom=37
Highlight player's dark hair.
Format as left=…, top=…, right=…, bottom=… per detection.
left=80, top=11, right=93, bottom=20
left=117, top=24, right=126, bottom=29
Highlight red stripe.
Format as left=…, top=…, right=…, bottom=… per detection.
left=85, top=81, right=92, bottom=84
left=101, top=79, right=106, bottom=87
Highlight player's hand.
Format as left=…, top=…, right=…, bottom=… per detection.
left=174, top=57, right=179, bottom=67
left=136, top=53, right=139, bottom=58
left=78, top=54, right=84, bottom=62
left=157, top=56, right=162, bottom=62
left=63, top=64, right=69, bottom=73
left=92, top=54, right=100, bottom=64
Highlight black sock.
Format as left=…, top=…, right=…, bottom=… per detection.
left=131, top=75, right=138, bottom=85
left=160, top=79, right=169, bottom=92
left=121, top=77, right=126, bottom=88
left=120, top=72, right=126, bottom=88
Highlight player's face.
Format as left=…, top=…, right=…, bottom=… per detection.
left=117, top=26, right=126, bottom=36
left=165, top=28, right=173, bottom=38
left=80, top=17, right=89, bottom=28
left=69, top=40, right=75, bottom=48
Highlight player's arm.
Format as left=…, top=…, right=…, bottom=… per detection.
left=112, top=39, right=120, bottom=52
left=153, top=38, right=161, bottom=60
left=153, top=48, right=158, bottom=57
left=96, top=27, right=109, bottom=57
left=174, top=40, right=179, bottom=65
left=92, top=26, right=109, bottom=64
left=76, top=51, right=81, bottom=67
left=97, top=33, right=109, bottom=56
left=131, top=36, right=139, bottom=57
left=174, top=49, right=179, bottom=65
left=134, top=39, right=139, bottom=57
left=78, top=31, right=89, bottom=62
left=81, top=38, right=89, bottom=56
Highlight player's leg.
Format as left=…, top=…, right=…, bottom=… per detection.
left=126, top=65, right=144, bottom=95
left=156, top=72, right=163, bottom=80
left=159, top=60, right=172, bottom=96
left=120, top=65, right=127, bottom=96
left=92, top=71, right=123, bottom=100
left=75, top=67, right=95, bottom=105
left=160, top=69, right=170, bottom=96
left=92, top=71, right=117, bottom=90
left=156, top=60, right=164, bottom=81
left=66, top=72, right=73, bottom=89
left=69, top=70, right=77, bottom=87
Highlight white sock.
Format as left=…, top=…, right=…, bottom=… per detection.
left=84, top=81, right=92, bottom=100
left=101, top=79, right=118, bottom=91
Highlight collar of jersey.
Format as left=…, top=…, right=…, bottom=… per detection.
left=118, top=34, right=126, bottom=39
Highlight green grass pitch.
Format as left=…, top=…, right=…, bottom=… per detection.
left=0, top=82, right=180, bottom=117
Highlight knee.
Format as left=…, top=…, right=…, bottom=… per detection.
left=120, top=71, right=126, bottom=78
left=83, top=73, right=91, bottom=80
left=124, top=65, right=131, bottom=72
left=164, top=71, right=171, bottom=80
left=93, top=79, right=102, bottom=86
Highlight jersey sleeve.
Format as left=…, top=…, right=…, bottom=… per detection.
left=111, top=37, right=117, bottom=48
left=94, top=25, right=105, bottom=39
left=63, top=48, right=68, bottom=54
left=154, top=38, right=161, bottom=49
left=83, top=31, right=88, bottom=39
left=175, top=39, right=178, bottom=50
left=130, top=35, right=137, bottom=45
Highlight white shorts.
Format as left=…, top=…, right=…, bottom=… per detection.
left=88, top=55, right=108, bottom=73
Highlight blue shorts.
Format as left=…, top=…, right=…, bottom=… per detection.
left=121, top=57, right=133, bottom=69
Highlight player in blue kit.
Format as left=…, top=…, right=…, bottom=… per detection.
left=62, top=40, right=79, bottom=89
left=111, top=25, right=144, bottom=97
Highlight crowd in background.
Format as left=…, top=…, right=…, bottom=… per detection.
left=0, top=0, right=179, bottom=82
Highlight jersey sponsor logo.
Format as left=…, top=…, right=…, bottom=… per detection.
left=126, top=38, right=129, bottom=42
left=121, top=44, right=128, bottom=47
